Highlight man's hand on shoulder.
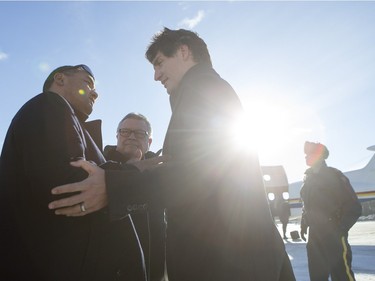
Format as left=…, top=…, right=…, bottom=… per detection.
left=48, top=160, right=107, bottom=216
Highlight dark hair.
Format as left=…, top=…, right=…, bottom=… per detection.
left=145, top=27, right=212, bottom=67
left=43, top=64, right=94, bottom=92
left=117, top=112, right=152, bottom=136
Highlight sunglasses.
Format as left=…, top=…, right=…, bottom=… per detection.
left=71, top=64, right=94, bottom=78
left=43, top=64, right=94, bottom=92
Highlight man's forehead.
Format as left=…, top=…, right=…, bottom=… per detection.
left=121, top=118, right=147, bottom=127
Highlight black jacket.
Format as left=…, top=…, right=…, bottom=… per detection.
left=300, top=162, right=362, bottom=232
left=106, top=64, right=295, bottom=281
left=0, top=92, right=145, bottom=281
left=104, top=145, right=166, bottom=281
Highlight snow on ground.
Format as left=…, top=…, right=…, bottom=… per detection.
left=277, top=220, right=375, bottom=281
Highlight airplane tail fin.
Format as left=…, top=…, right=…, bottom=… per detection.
left=364, top=146, right=375, bottom=170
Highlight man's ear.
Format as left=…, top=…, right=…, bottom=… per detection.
left=148, top=138, right=153, bottom=148
left=179, top=44, right=192, bottom=61
left=54, top=73, right=64, bottom=87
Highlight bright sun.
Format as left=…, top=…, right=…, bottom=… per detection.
left=231, top=100, right=293, bottom=162
left=229, top=97, right=327, bottom=181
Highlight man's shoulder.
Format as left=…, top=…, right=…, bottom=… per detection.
left=104, top=145, right=126, bottom=163
left=20, top=92, right=68, bottom=110
left=325, top=166, right=348, bottom=181
left=11, top=93, right=79, bottom=137
left=324, top=166, right=355, bottom=191
left=184, top=63, right=227, bottom=87
left=104, top=145, right=117, bottom=158
left=182, top=64, right=240, bottom=105
left=17, top=92, right=45, bottom=108
left=13, top=92, right=60, bottom=118
left=325, top=166, right=342, bottom=175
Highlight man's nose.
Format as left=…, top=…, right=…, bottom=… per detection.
left=128, top=131, right=137, bottom=139
left=154, top=68, right=161, bottom=81
left=91, top=90, right=99, bottom=100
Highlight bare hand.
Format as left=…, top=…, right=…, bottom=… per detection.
left=127, top=155, right=170, bottom=172
left=48, top=160, right=107, bottom=216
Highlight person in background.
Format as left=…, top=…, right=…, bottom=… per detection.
left=104, top=112, right=160, bottom=163
left=104, top=112, right=165, bottom=281
left=276, top=198, right=291, bottom=239
left=300, top=141, right=362, bottom=281
left=0, top=65, right=146, bottom=281
left=49, top=28, right=296, bottom=281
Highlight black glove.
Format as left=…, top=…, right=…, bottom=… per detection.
left=300, top=220, right=308, bottom=242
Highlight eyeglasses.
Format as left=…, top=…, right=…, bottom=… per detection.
left=50, top=64, right=94, bottom=79
left=118, top=129, right=149, bottom=139
left=55, top=64, right=94, bottom=79
left=72, top=64, right=95, bottom=79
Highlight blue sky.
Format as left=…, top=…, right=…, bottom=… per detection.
left=1, top=1, right=375, bottom=182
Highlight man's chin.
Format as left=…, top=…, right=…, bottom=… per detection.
left=124, top=147, right=143, bottom=158
left=123, top=149, right=136, bottom=155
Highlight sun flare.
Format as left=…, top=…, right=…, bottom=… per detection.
left=231, top=101, right=293, bottom=161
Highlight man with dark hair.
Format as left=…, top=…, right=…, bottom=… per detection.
left=0, top=65, right=146, bottom=281
left=300, top=141, right=362, bottom=281
left=49, top=28, right=295, bottom=281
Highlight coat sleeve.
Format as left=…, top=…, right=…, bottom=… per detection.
left=106, top=168, right=149, bottom=220
left=335, top=171, right=362, bottom=231
left=11, top=94, right=90, bottom=207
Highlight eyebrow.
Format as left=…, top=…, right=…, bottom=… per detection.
left=152, top=54, right=163, bottom=66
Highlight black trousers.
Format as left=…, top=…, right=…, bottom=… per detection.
left=306, top=225, right=355, bottom=281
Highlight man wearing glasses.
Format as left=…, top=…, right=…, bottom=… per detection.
left=104, top=113, right=156, bottom=164
left=104, top=112, right=165, bottom=281
left=0, top=65, right=146, bottom=281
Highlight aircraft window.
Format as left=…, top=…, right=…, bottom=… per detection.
left=263, top=174, right=271, bottom=181
left=282, top=192, right=289, bottom=200
left=268, top=193, right=275, bottom=201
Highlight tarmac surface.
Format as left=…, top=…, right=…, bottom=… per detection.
left=278, top=219, right=375, bottom=281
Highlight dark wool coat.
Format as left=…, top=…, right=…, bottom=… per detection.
left=0, top=92, right=145, bottom=281
left=106, top=64, right=296, bottom=281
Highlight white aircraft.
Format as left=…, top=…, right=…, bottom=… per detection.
left=288, top=146, right=375, bottom=218
left=262, top=146, right=375, bottom=218
left=261, top=165, right=290, bottom=218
